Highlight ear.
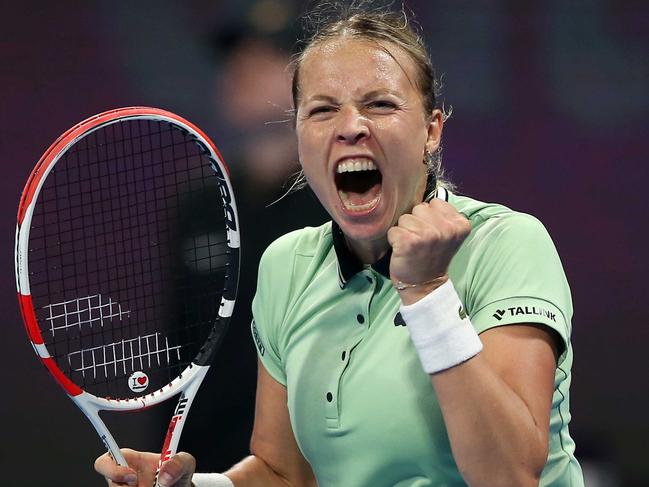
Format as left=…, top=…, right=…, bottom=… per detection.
left=425, top=109, right=444, bottom=153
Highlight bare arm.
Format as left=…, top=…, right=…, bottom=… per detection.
left=389, top=199, right=560, bottom=487
left=429, top=324, right=557, bottom=487
left=224, top=360, right=316, bottom=487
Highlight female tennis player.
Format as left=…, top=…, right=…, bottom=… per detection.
left=96, top=4, right=584, bottom=486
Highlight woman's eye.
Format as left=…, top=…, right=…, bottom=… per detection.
left=309, top=106, right=334, bottom=116
left=367, top=100, right=397, bottom=110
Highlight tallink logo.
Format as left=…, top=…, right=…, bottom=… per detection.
left=493, top=306, right=556, bottom=322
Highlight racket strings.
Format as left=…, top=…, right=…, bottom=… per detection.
left=28, top=118, right=231, bottom=399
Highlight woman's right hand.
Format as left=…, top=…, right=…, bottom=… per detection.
left=94, top=449, right=196, bottom=487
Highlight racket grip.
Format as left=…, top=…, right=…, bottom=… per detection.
left=152, top=468, right=162, bottom=487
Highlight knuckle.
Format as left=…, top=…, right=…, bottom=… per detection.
left=412, top=202, right=428, bottom=216
left=430, top=220, right=449, bottom=237
left=94, top=453, right=111, bottom=473
left=387, top=225, right=400, bottom=242
left=176, top=452, right=196, bottom=471
left=398, top=233, right=415, bottom=251
left=457, top=219, right=471, bottom=236
left=423, top=227, right=440, bottom=243
left=397, top=213, right=410, bottom=226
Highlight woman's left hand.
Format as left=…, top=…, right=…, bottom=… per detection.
left=387, top=199, right=470, bottom=303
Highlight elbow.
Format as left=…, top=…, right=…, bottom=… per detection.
left=522, top=435, right=549, bottom=486
left=459, top=446, right=547, bottom=487
left=462, top=469, right=542, bottom=487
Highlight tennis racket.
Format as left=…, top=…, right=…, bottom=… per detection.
left=15, top=106, right=240, bottom=483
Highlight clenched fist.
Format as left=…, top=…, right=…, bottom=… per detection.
left=387, top=199, right=470, bottom=304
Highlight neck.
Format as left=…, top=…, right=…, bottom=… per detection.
left=345, top=235, right=390, bottom=265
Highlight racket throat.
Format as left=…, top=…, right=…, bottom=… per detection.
left=71, top=394, right=128, bottom=466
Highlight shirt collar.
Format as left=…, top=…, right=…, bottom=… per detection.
left=332, top=221, right=390, bottom=288
left=332, top=186, right=449, bottom=288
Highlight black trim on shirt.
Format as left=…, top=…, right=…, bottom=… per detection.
left=331, top=221, right=391, bottom=288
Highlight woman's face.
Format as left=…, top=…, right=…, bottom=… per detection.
left=295, top=38, right=442, bottom=256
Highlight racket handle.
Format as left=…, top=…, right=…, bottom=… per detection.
left=153, top=367, right=208, bottom=486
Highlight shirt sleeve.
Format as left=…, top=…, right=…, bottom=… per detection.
left=250, top=237, right=292, bottom=385
left=462, top=212, right=573, bottom=363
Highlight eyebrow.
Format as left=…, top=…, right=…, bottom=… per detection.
left=303, top=95, right=339, bottom=105
left=303, top=89, right=401, bottom=105
left=360, top=89, right=401, bottom=101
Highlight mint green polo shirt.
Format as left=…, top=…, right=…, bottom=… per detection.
left=251, top=189, right=583, bottom=486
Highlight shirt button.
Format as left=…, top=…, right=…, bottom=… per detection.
left=341, top=351, right=346, bottom=361
left=356, top=314, right=365, bottom=324
left=326, top=392, right=333, bottom=402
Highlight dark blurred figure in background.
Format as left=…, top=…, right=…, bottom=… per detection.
left=178, top=0, right=328, bottom=473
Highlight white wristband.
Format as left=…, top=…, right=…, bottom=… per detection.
left=400, top=279, right=482, bottom=374
left=192, top=473, right=234, bottom=487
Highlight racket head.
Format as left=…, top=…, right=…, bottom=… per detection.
left=15, top=107, right=239, bottom=406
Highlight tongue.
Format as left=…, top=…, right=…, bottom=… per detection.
left=345, top=182, right=381, bottom=205
left=336, top=168, right=383, bottom=209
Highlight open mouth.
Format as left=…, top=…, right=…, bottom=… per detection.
left=335, top=158, right=383, bottom=212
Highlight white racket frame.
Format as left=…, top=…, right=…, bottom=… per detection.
left=15, top=107, right=239, bottom=471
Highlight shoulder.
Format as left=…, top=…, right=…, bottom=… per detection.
left=256, top=221, right=335, bottom=296
left=251, top=222, right=338, bottom=380
left=447, top=192, right=573, bottom=358
left=449, top=192, right=555, bottom=251
left=259, top=222, right=333, bottom=271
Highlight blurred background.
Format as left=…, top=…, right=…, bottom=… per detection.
left=1, top=1, right=647, bottom=485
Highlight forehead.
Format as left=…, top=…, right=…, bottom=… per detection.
left=298, top=37, right=419, bottom=100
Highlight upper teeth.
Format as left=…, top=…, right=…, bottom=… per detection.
left=336, top=159, right=377, bottom=174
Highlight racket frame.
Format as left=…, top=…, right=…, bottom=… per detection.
left=15, top=107, right=239, bottom=469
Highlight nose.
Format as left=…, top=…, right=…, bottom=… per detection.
left=335, top=106, right=369, bottom=144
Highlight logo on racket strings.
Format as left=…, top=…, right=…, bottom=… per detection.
left=128, top=371, right=149, bottom=392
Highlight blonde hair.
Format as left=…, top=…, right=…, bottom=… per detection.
left=274, top=1, right=453, bottom=205
left=291, top=1, right=441, bottom=119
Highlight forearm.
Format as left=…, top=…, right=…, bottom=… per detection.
left=431, top=354, right=547, bottom=487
